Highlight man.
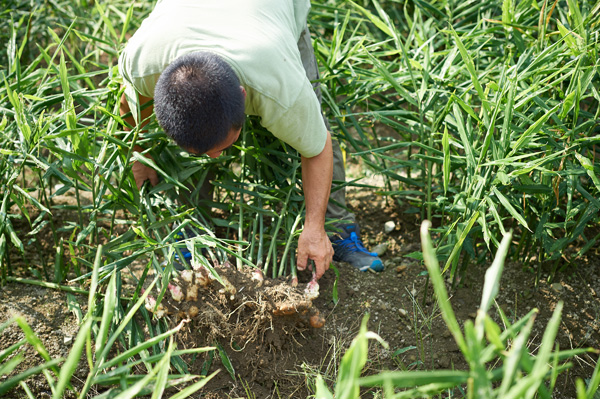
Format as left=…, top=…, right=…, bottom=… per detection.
left=119, top=0, right=383, bottom=279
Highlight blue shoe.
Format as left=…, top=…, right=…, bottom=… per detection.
left=330, top=223, right=384, bottom=272
left=173, top=230, right=193, bottom=263
left=162, top=229, right=195, bottom=271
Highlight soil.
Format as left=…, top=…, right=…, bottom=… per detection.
left=1, top=178, right=600, bottom=398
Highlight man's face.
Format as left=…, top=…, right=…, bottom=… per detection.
left=186, top=126, right=242, bottom=158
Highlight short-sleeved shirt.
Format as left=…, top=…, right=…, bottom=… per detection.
left=118, top=0, right=327, bottom=158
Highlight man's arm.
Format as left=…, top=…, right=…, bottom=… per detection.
left=119, top=91, right=159, bottom=189
left=296, top=131, right=334, bottom=280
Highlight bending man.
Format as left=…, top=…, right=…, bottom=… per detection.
left=118, top=0, right=383, bottom=279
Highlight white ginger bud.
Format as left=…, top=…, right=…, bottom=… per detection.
left=251, top=269, right=264, bottom=286
left=145, top=295, right=166, bottom=318
left=195, top=266, right=212, bottom=287
left=180, top=270, right=193, bottom=283
left=186, top=284, right=199, bottom=301
left=145, top=295, right=156, bottom=313
left=168, top=283, right=184, bottom=302
left=304, top=277, right=320, bottom=301
left=220, top=276, right=236, bottom=296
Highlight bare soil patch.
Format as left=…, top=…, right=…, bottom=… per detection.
left=1, top=185, right=599, bottom=398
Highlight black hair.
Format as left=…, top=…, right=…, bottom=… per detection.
left=154, top=51, right=245, bottom=154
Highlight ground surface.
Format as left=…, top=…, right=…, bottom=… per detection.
left=1, top=182, right=599, bottom=398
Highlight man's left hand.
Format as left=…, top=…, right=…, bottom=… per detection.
left=297, top=226, right=333, bottom=280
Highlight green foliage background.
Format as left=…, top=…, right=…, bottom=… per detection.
left=0, top=0, right=599, bottom=397
left=312, top=0, right=600, bottom=284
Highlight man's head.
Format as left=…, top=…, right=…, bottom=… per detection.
left=154, top=51, right=246, bottom=155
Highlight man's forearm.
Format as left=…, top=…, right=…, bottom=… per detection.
left=301, top=131, right=333, bottom=229
left=120, top=91, right=155, bottom=133
left=296, top=131, right=334, bottom=279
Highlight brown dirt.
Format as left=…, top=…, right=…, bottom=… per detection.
left=1, top=184, right=600, bottom=398
left=0, top=284, right=88, bottom=398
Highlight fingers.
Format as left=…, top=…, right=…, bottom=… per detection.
left=296, top=249, right=308, bottom=271
left=132, top=161, right=146, bottom=189
left=313, top=259, right=329, bottom=280
left=133, top=162, right=159, bottom=190
left=149, top=170, right=159, bottom=186
left=312, top=243, right=333, bottom=280
left=298, top=257, right=328, bottom=280
left=296, top=229, right=333, bottom=279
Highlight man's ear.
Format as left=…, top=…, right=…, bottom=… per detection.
left=240, top=86, right=247, bottom=98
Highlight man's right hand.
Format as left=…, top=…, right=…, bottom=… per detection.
left=132, top=159, right=159, bottom=189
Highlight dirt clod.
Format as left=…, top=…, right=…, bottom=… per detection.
left=146, top=264, right=324, bottom=347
